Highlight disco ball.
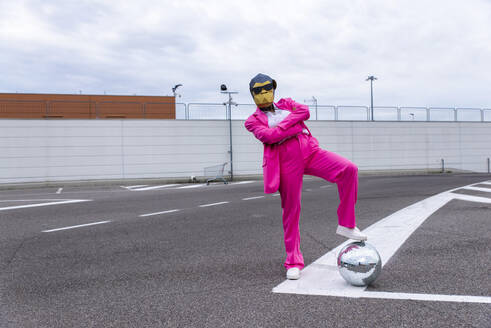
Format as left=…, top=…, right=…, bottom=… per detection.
left=337, top=241, right=382, bottom=286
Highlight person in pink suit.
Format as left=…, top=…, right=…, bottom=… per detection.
left=244, top=73, right=367, bottom=280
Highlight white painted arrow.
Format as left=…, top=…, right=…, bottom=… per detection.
left=273, top=180, right=491, bottom=304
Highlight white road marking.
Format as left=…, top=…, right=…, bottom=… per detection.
left=272, top=193, right=281, bottom=197
left=199, top=201, right=229, bottom=207
left=277, top=288, right=491, bottom=304
left=273, top=180, right=491, bottom=304
left=120, top=185, right=148, bottom=190
left=448, top=193, right=491, bottom=204
left=471, top=182, right=491, bottom=188
left=129, top=184, right=180, bottom=191
left=320, top=185, right=331, bottom=189
left=0, top=199, right=74, bottom=202
left=0, top=199, right=91, bottom=212
left=42, top=220, right=110, bottom=233
left=359, top=291, right=491, bottom=304
left=230, top=181, right=255, bottom=185
left=177, top=184, right=206, bottom=189
left=139, top=209, right=180, bottom=217
left=461, top=186, right=491, bottom=193
left=56, top=188, right=63, bottom=194
left=242, top=196, right=265, bottom=201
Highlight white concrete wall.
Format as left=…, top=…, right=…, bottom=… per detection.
left=1, top=119, right=490, bottom=184
left=306, top=122, right=491, bottom=173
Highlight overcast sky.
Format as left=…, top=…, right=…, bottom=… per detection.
left=1, top=0, right=490, bottom=108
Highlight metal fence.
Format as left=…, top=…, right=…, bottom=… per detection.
left=2, top=99, right=491, bottom=122
left=184, top=104, right=491, bottom=122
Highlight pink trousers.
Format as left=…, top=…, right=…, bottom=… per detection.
left=278, top=136, right=358, bottom=270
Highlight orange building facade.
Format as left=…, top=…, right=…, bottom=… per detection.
left=0, top=93, right=176, bottom=119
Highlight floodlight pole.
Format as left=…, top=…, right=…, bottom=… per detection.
left=366, top=76, right=377, bottom=121
left=222, top=91, right=238, bottom=181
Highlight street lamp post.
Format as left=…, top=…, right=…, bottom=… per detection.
left=366, top=76, right=377, bottom=121
left=221, top=84, right=238, bottom=182
left=172, top=84, right=183, bottom=97
left=172, top=84, right=184, bottom=118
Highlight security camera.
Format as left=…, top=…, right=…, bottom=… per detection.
left=220, top=84, right=227, bottom=91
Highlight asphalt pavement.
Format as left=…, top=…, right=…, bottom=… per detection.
left=0, top=173, right=490, bottom=327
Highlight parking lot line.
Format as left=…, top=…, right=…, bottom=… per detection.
left=242, top=196, right=265, bottom=200
left=0, top=199, right=91, bottom=211
left=199, top=201, right=229, bottom=207
left=42, top=220, right=110, bottom=233
left=127, top=184, right=181, bottom=191
left=177, top=184, right=206, bottom=189
left=139, top=209, right=180, bottom=217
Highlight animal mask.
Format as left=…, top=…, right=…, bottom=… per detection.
left=249, top=73, right=277, bottom=109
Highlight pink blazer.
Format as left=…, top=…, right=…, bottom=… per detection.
left=244, top=98, right=314, bottom=193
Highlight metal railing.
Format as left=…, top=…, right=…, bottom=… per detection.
left=183, top=104, right=491, bottom=122
left=1, top=99, right=491, bottom=122
left=186, top=103, right=491, bottom=122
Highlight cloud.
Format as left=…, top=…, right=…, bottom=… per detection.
left=1, top=0, right=490, bottom=108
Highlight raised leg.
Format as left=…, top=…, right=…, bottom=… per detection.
left=304, top=149, right=358, bottom=228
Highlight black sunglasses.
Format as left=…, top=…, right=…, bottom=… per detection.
left=251, top=83, right=274, bottom=95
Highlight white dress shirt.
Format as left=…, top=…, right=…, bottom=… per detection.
left=266, top=108, right=309, bottom=134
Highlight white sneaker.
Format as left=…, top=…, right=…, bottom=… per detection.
left=336, top=225, right=367, bottom=241
left=286, top=267, right=301, bottom=280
